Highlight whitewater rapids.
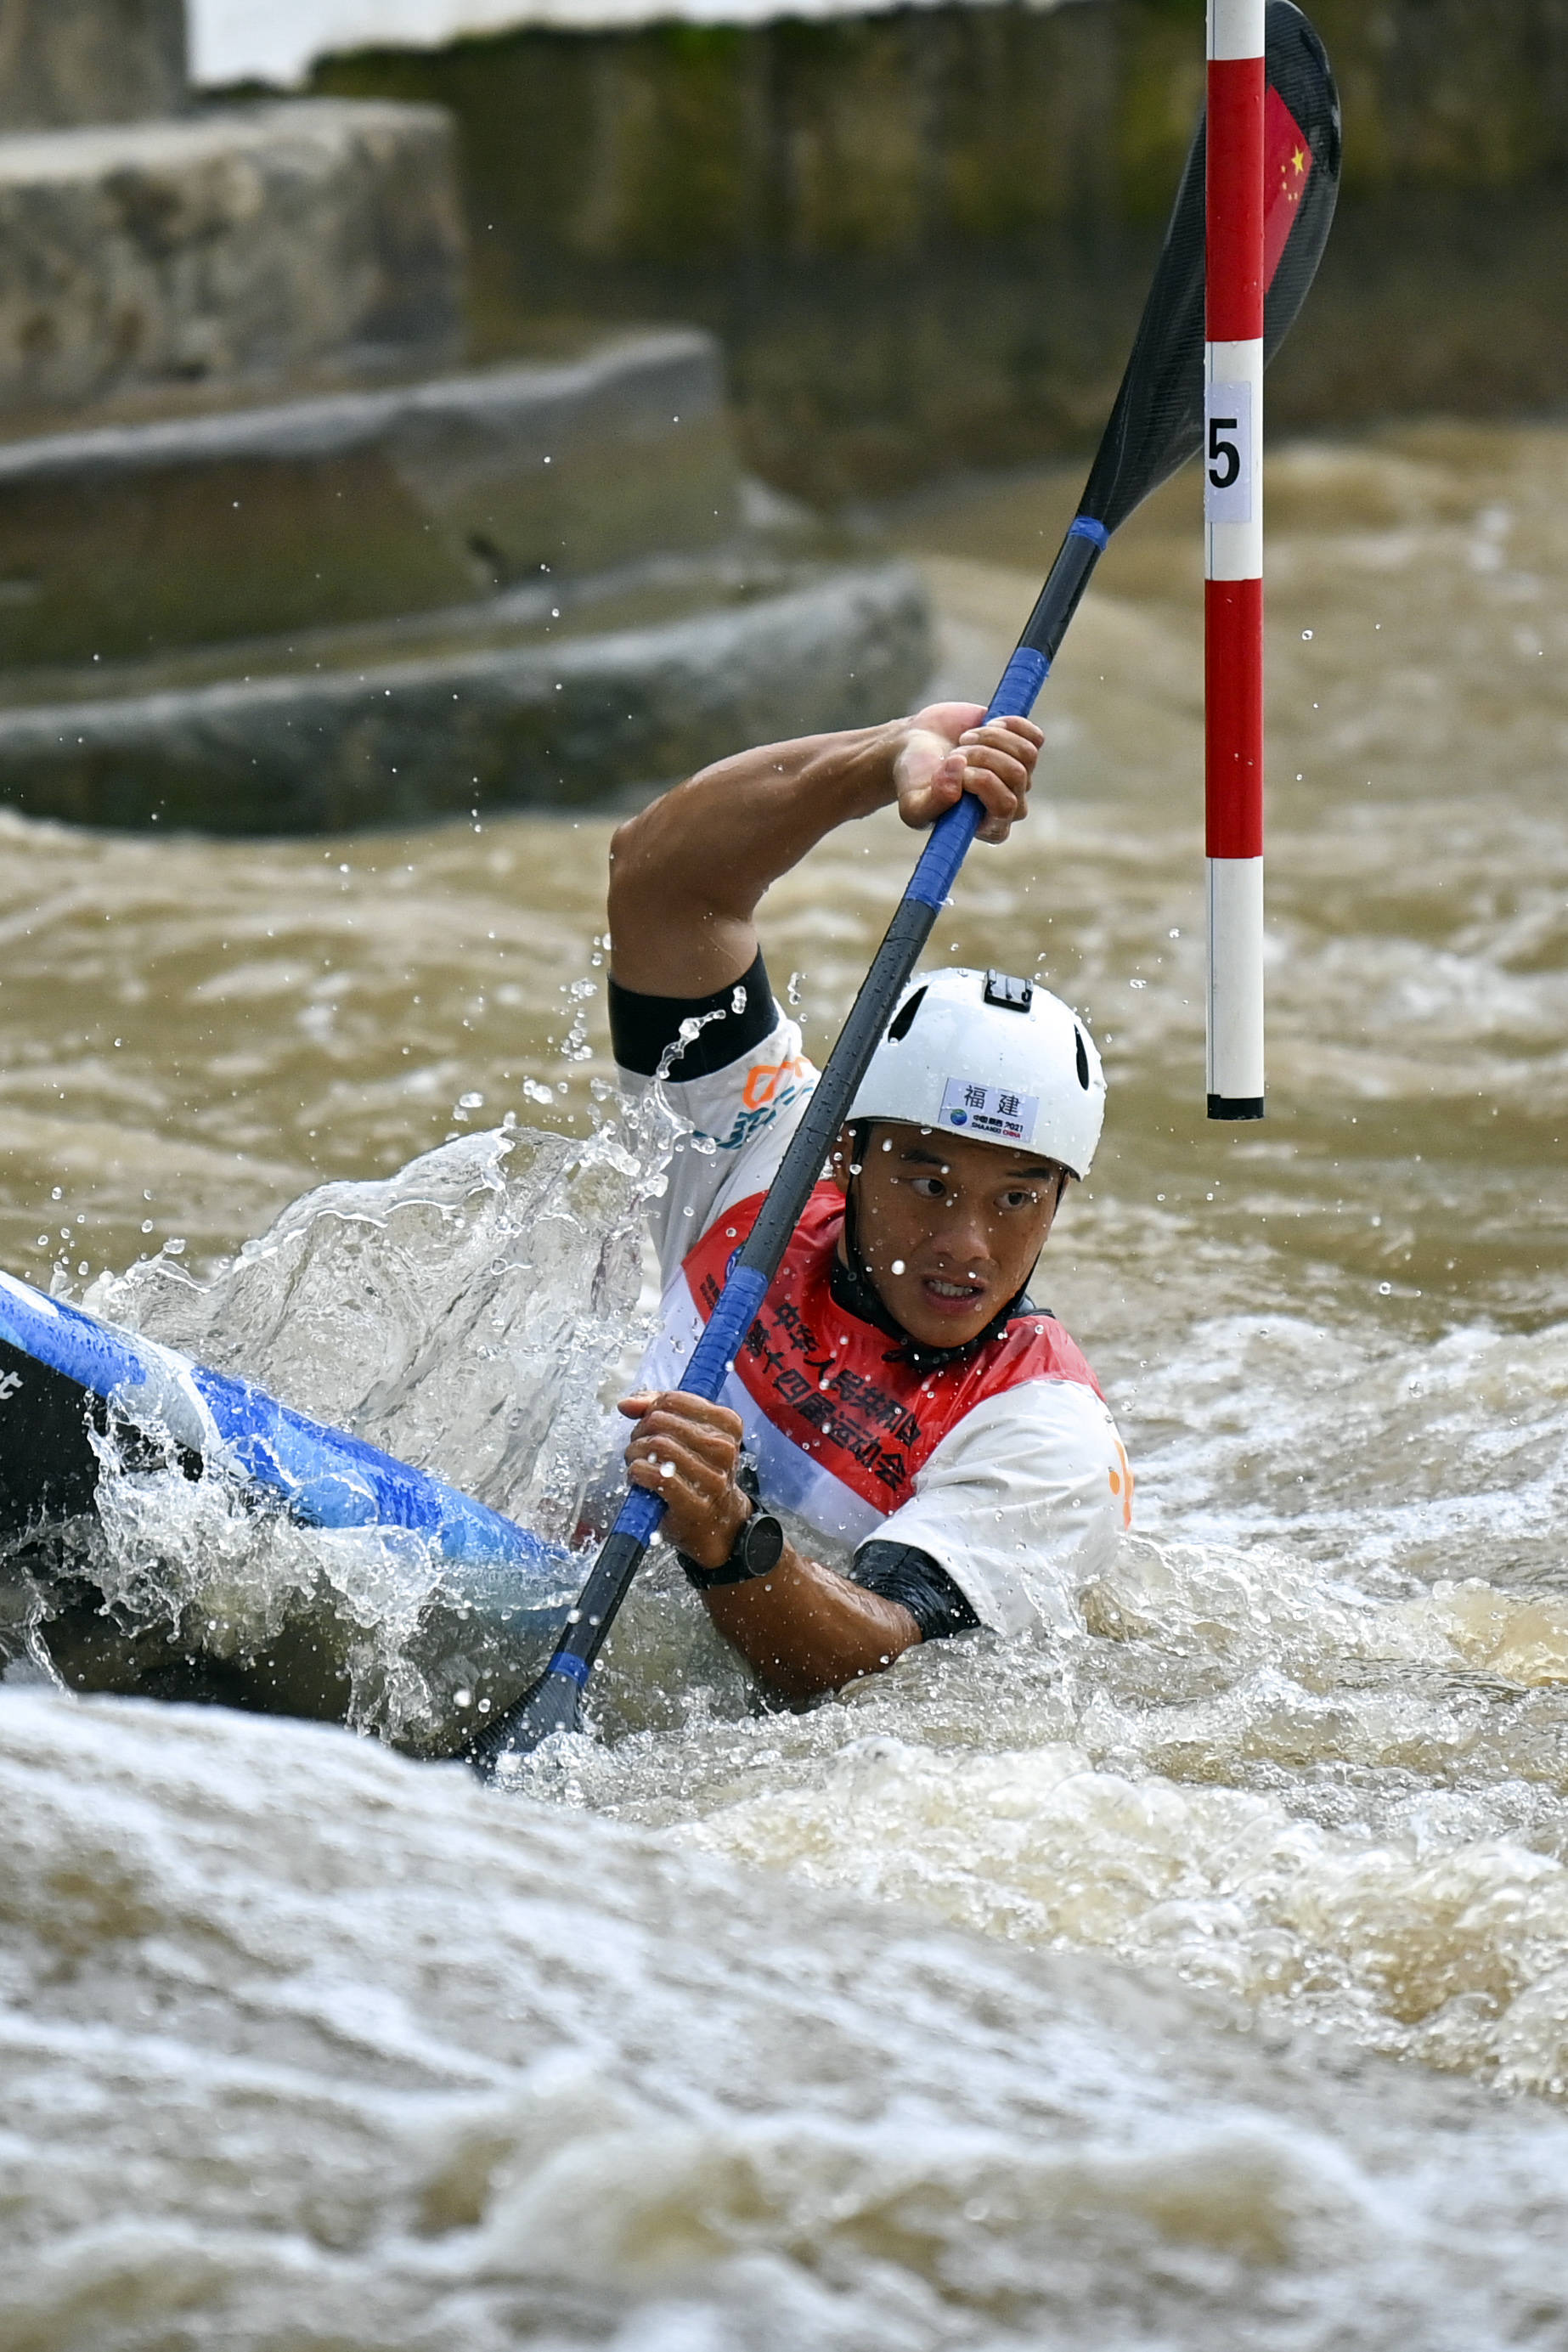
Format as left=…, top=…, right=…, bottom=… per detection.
left=3, top=420, right=1568, bottom=2344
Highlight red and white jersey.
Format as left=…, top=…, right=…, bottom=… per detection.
left=627, top=1002, right=1131, bottom=1634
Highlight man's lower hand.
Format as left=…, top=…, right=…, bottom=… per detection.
left=618, top=1390, right=750, bottom=1569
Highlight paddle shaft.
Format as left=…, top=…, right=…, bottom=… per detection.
left=508, top=522, right=1104, bottom=1721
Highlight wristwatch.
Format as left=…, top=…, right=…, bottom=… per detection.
left=679, top=1505, right=786, bottom=1592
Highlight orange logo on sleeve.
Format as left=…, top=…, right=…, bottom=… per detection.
left=742, top=1055, right=809, bottom=1112
left=1108, top=1438, right=1135, bottom=1528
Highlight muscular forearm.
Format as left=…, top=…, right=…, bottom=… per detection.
left=606, top=723, right=904, bottom=998
left=701, top=1543, right=921, bottom=1701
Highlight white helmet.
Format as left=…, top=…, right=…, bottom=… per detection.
left=848, top=967, right=1105, bottom=1178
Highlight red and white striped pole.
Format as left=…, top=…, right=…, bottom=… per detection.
left=1204, top=0, right=1266, bottom=1119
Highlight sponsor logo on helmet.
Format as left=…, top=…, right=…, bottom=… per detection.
left=939, top=1077, right=1039, bottom=1146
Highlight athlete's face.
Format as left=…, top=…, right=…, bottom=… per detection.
left=830, top=1122, right=1066, bottom=1349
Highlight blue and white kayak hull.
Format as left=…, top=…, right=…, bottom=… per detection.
left=0, top=1267, right=572, bottom=1752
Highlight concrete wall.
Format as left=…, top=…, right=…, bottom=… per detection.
left=0, top=0, right=188, bottom=132
left=0, top=101, right=466, bottom=415
left=307, top=0, right=1568, bottom=498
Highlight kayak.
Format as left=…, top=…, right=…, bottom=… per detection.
left=0, top=1266, right=572, bottom=1752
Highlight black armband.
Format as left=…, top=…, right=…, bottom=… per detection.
left=608, top=950, right=776, bottom=1080
left=850, top=1541, right=981, bottom=1642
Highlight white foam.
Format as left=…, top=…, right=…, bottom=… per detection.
left=3, top=1686, right=1567, bottom=2348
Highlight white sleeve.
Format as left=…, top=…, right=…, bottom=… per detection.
left=619, top=1007, right=818, bottom=1286
left=872, top=1379, right=1132, bottom=1635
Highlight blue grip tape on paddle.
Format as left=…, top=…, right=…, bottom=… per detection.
left=905, top=645, right=1052, bottom=912
left=606, top=1265, right=769, bottom=1549
left=1069, top=514, right=1109, bottom=550
left=684, top=1265, right=769, bottom=1401
left=613, top=1484, right=667, bottom=1543
left=546, top=1650, right=591, bottom=1688
left=906, top=795, right=982, bottom=910
left=985, top=646, right=1051, bottom=721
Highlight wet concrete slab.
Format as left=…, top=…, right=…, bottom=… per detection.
left=0, top=558, right=931, bottom=832
left=0, top=331, right=739, bottom=665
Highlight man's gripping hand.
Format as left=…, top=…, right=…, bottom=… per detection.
left=619, top=1390, right=751, bottom=1571
left=618, top=1389, right=924, bottom=1699
left=892, top=702, right=1043, bottom=847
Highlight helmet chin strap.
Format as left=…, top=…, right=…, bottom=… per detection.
left=832, top=1120, right=1038, bottom=1371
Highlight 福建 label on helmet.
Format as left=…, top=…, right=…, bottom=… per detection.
left=938, top=1079, right=1040, bottom=1147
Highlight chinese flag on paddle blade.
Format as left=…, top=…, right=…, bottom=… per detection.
left=1264, top=86, right=1313, bottom=285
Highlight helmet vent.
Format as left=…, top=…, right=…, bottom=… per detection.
left=887, top=985, right=926, bottom=1043
left=1074, top=1027, right=1091, bottom=1090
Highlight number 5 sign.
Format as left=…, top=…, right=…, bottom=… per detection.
left=1204, top=379, right=1254, bottom=522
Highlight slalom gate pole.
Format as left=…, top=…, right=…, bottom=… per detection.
left=1205, top=0, right=1266, bottom=1120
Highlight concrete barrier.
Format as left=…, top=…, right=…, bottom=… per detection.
left=0, top=331, right=738, bottom=664
left=0, top=0, right=188, bottom=133
left=0, top=100, right=465, bottom=413
left=0, top=559, right=932, bottom=832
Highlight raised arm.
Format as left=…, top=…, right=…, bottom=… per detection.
left=606, top=703, right=1043, bottom=999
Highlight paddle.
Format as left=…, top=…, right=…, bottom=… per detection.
left=471, top=0, right=1340, bottom=1779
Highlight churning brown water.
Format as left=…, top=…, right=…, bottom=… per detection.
left=3, top=420, right=1568, bottom=2347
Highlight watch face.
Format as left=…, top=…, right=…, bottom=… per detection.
left=742, top=1513, right=785, bottom=1575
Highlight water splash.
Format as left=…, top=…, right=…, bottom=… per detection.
left=87, top=1109, right=673, bottom=1536
left=31, top=1099, right=690, bottom=1746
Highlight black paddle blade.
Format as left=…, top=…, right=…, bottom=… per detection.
left=1080, top=0, right=1341, bottom=539
left=469, top=1664, right=583, bottom=1781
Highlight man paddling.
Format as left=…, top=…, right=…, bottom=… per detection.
left=607, top=703, right=1131, bottom=1700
